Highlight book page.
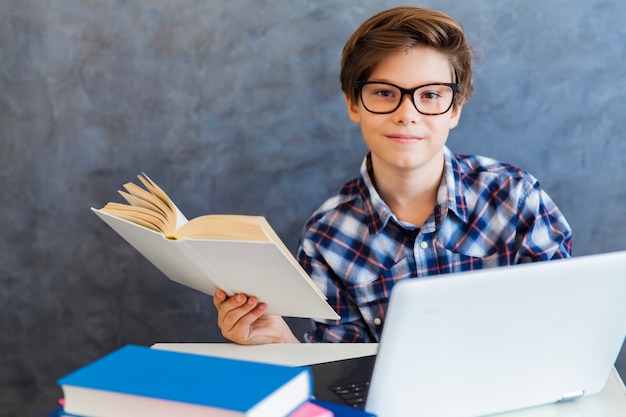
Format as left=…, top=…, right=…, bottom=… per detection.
left=172, top=203, right=189, bottom=230
left=100, top=203, right=169, bottom=233
left=122, top=182, right=176, bottom=231
left=177, top=215, right=271, bottom=241
left=138, top=174, right=190, bottom=230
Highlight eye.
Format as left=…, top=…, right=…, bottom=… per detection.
left=417, top=85, right=455, bottom=102
left=372, top=88, right=397, bottom=98
left=420, top=90, right=442, bottom=100
left=362, top=83, right=400, bottom=101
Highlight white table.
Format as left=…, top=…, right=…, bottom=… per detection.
left=152, top=343, right=626, bottom=417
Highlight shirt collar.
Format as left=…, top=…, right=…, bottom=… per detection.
left=359, top=154, right=396, bottom=234
left=359, top=147, right=470, bottom=234
left=443, top=146, right=469, bottom=223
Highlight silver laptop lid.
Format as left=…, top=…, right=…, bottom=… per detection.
left=366, top=250, right=626, bottom=417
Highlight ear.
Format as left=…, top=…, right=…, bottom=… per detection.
left=344, top=94, right=361, bottom=124
left=448, top=104, right=463, bottom=130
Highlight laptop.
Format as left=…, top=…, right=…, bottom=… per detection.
left=311, top=250, right=626, bottom=417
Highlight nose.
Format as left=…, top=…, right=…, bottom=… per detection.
left=393, top=93, right=421, bottom=124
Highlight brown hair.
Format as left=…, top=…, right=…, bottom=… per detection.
left=341, top=6, right=475, bottom=109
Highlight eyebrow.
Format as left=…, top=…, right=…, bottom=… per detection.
left=366, top=79, right=454, bottom=88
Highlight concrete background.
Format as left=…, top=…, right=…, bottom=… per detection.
left=1, top=0, right=625, bottom=415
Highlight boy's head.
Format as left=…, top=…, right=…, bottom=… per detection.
left=340, top=6, right=474, bottom=110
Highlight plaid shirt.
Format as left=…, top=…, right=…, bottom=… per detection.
left=297, top=147, right=572, bottom=343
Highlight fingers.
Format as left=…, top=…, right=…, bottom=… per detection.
left=213, top=288, right=227, bottom=307
left=213, top=290, right=252, bottom=316
left=227, top=296, right=267, bottom=330
left=213, top=290, right=267, bottom=343
left=212, top=289, right=300, bottom=344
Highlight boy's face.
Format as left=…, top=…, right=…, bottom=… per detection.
left=345, top=46, right=462, bottom=177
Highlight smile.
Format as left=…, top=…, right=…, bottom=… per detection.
left=386, top=133, right=424, bottom=143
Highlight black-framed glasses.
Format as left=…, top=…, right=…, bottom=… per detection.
left=356, top=81, right=459, bottom=115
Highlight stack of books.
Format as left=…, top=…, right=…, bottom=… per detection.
left=55, top=345, right=375, bottom=417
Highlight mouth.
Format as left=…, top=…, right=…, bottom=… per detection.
left=386, top=133, right=424, bottom=144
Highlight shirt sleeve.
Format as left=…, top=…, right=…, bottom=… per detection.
left=514, top=182, right=573, bottom=262
left=296, top=239, right=377, bottom=343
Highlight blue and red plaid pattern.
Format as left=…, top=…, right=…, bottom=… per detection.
left=297, top=147, right=572, bottom=343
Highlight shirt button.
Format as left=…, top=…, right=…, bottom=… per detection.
left=373, top=317, right=382, bottom=326
left=419, top=241, right=428, bottom=250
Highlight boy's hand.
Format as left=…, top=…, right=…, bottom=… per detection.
left=213, top=289, right=300, bottom=345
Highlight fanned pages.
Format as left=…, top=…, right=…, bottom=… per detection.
left=92, top=174, right=339, bottom=320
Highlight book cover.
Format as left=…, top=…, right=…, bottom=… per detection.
left=289, top=401, right=334, bottom=417
left=92, top=174, right=339, bottom=320
left=57, top=345, right=312, bottom=417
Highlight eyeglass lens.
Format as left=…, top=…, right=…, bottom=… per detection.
left=360, top=83, right=454, bottom=115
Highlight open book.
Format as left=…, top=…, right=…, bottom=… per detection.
left=92, top=174, right=339, bottom=320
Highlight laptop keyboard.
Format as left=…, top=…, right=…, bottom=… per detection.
left=329, top=381, right=370, bottom=408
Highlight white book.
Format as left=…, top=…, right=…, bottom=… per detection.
left=92, top=174, right=339, bottom=320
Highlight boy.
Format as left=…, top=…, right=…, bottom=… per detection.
left=213, top=6, right=572, bottom=344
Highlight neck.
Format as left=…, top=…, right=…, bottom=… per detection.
left=370, top=153, right=444, bottom=227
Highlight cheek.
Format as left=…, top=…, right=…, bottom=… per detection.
left=424, top=118, right=455, bottom=140
left=359, top=112, right=387, bottom=129
left=427, top=112, right=459, bottom=132
left=359, top=118, right=386, bottom=140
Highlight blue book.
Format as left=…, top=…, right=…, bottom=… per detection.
left=57, top=345, right=313, bottom=417
left=46, top=409, right=82, bottom=417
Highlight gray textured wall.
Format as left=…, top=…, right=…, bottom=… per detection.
left=1, top=0, right=625, bottom=415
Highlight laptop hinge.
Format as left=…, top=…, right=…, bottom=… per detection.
left=558, top=390, right=585, bottom=402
